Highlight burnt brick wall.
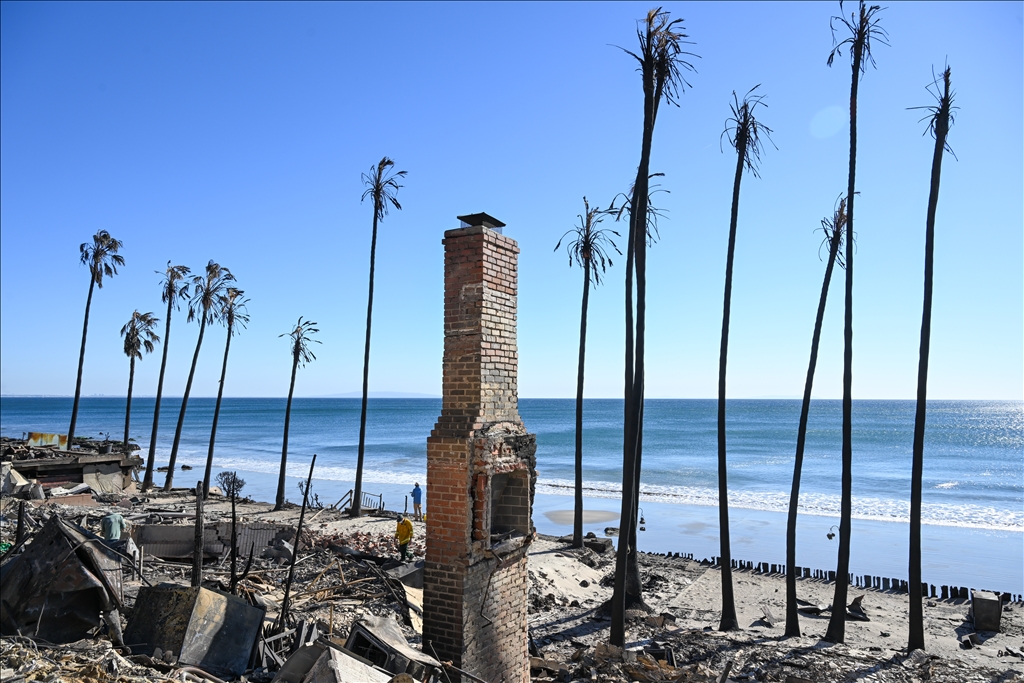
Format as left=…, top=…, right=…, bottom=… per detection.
left=461, top=551, right=530, bottom=682
left=424, top=224, right=534, bottom=683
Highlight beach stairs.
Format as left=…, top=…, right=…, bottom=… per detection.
left=333, top=489, right=385, bottom=515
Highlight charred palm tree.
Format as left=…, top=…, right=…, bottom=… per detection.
left=216, top=470, right=246, bottom=594
left=144, top=263, right=191, bottom=491
left=555, top=197, right=619, bottom=548
left=164, top=261, right=234, bottom=491
left=276, top=317, right=320, bottom=511
left=203, top=288, right=250, bottom=498
left=785, top=198, right=847, bottom=638
left=825, top=0, right=886, bottom=644
left=351, top=157, right=406, bottom=518
left=120, top=311, right=160, bottom=455
left=69, top=230, right=125, bottom=444
left=611, top=7, right=695, bottom=647
left=716, top=87, right=773, bottom=632
left=908, top=66, right=955, bottom=653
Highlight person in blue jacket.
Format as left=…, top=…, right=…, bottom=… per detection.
left=411, top=482, right=423, bottom=521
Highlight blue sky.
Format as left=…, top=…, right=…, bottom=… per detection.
left=1, top=1, right=1021, bottom=400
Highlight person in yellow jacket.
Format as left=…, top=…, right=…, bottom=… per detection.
left=395, top=516, right=414, bottom=561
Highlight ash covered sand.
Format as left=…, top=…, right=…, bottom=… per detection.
left=4, top=491, right=1022, bottom=683
left=527, top=534, right=1024, bottom=681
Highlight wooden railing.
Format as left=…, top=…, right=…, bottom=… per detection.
left=332, top=489, right=384, bottom=513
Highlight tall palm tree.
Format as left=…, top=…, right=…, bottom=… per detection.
left=785, top=198, right=847, bottom=638
left=908, top=65, right=955, bottom=653
left=276, top=317, right=320, bottom=511
left=143, top=263, right=191, bottom=491
left=555, top=197, right=619, bottom=549
left=203, top=288, right=250, bottom=498
left=69, top=230, right=125, bottom=444
left=351, top=157, right=407, bottom=518
left=611, top=7, right=695, bottom=647
left=163, top=261, right=234, bottom=491
left=825, top=0, right=886, bottom=644
left=716, top=87, right=773, bottom=632
left=120, top=311, right=160, bottom=455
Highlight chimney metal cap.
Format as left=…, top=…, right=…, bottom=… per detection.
left=457, top=212, right=506, bottom=230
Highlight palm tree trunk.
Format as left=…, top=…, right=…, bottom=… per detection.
left=276, top=353, right=300, bottom=511
left=164, top=317, right=207, bottom=491
left=69, top=276, right=96, bottom=444
left=625, top=402, right=645, bottom=602
left=144, top=296, right=175, bottom=491
left=123, top=356, right=136, bottom=455
left=786, top=226, right=843, bottom=637
left=191, top=481, right=204, bottom=587
left=611, top=200, right=639, bottom=645
left=611, top=55, right=656, bottom=648
left=826, top=40, right=863, bottom=645
left=909, top=70, right=951, bottom=653
left=229, top=490, right=239, bottom=594
left=352, top=210, right=380, bottom=518
left=280, top=454, right=317, bottom=626
left=717, top=128, right=747, bottom=632
left=573, top=265, right=592, bottom=548
left=203, top=321, right=233, bottom=498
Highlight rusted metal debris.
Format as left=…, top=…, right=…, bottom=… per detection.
left=124, top=584, right=264, bottom=678
left=272, top=620, right=445, bottom=683
left=346, top=616, right=440, bottom=679
left=0, top=515, right=124, bottom=644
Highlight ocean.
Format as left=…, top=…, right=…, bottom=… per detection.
left=2, top=396, right=1021, bottom=591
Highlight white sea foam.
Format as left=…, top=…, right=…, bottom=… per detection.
left=187, top=448, right=1022, bottom=533
left=534, top=477, right=1024, bottom=532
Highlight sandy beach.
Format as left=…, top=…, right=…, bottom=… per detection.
left=162, top=465, right=1023, bottom=597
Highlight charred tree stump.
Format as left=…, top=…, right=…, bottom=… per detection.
left=192, top=481, right=204, bottom=587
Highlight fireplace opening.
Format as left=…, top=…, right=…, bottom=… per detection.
left=490, top=471, right=530, bottom=543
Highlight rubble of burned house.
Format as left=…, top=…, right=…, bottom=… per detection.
left=2, top=434, right=142, bottom=506
left=0, top=488, right=455, bottom=683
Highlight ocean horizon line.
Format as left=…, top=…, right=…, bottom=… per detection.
left=2, top=394, right=1021, bottom=402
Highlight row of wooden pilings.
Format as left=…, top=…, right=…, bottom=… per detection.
left=648, top=550, right=1023, bottom=604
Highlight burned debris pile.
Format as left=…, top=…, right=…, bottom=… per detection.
left=0, top=484, right=445, bottom=683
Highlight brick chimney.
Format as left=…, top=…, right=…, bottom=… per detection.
left=423, top=213, right=537, bottom=683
